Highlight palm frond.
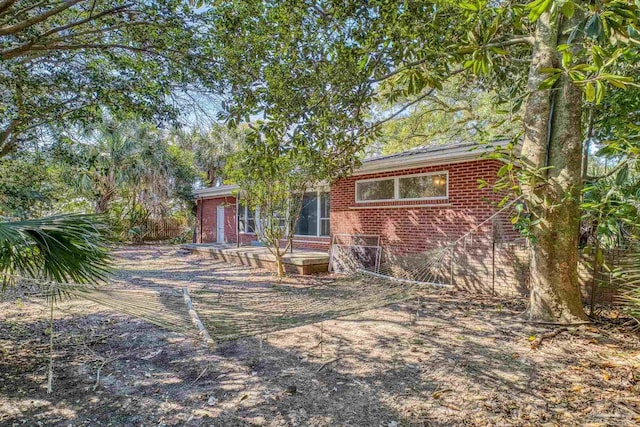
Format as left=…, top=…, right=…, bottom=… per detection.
left=0, top=214, right=112, bottom=293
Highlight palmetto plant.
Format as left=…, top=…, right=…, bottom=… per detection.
left=0, top=214, right=111, bottom=393
left=171, top=124, right=245, bottom=187
left=0, top=214, right=111, bottom=294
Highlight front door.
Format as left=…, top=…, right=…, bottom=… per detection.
left=216, top=205, right=225, bottom=243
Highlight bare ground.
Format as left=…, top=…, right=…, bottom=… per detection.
left=1, top=245, right=639, bottom=426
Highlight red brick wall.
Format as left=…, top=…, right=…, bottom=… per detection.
left=330, top=159, right=514, bottom=254
left=195, top=196, right=237, bottom=243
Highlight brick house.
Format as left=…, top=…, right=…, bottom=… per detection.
left=191, top=140, right=621, bottom=303
left=194, top=140, right=516, bottom=251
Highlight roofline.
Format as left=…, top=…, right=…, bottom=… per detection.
left=193, top=184, right=238, bottom=199
left=193, top=140, right=515, bottom=198
left=352, top=140, right=512, bottom=176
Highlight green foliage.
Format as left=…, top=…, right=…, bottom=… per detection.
left=1, top=0, right=220, bottom=157
left=171, top=124, right=246, bottom=187
left=0, top=152, right=57, bottom=218
left=371, top=82, right=521, bottom=155
left=614, top=249, right=640, bottom=324
left=0, top=215, right=111, bottom=290
left=225, top=124, right=316, bottom=277
left=210, top=0, right=377, bottom=178
left=53, top=121, right=201, bottom=241
left=582, top=177, right=640, bottom=248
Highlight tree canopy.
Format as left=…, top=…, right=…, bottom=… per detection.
left=0, top=0, right=220, bottom=157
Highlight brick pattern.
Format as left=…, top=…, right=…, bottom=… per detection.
left=195, top=197, right=237, bottom=244
left=330, top=159, right=513, bottom=253
left=193, top=160, right=620, bottom=304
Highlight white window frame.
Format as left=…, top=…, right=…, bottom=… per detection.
left=238, top=203, right=259, bottom=234
left=293, top=189, right=331, bottom=238
left=355, top=171, right=449, bottom=203
left=239, top=190, right=331, bottom=237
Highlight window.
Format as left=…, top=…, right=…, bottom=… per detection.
left=355, top=172, right=448, bottom=202
left=237, top=202, right=257, bottom=233
left=238, top=202, right=247, bottom=232
left=356, top=178, right=394, bottom=202
left=295, top=192, right=318, bottom=236
left=247, top=207, right=256, bottom=233
left=399, top=173, right=447, bottom=199
left=293, top=190, right=330, bottom=237
left=320, top=192, right=330, bottom=236
left=239, top=191, right=331, bottom=237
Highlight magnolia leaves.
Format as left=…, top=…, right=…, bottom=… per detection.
left=539, top=44, right=637, bottom=104
left=529, top=0, right=640, bottom=104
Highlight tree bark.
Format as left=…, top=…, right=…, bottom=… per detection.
left=275, top=249, right=285, bottom=278
left=521, top=12, right=588, bottom=323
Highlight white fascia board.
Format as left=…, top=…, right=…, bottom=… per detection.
left=193, top=184, right=239, bottom=199
left=353, top=141, right=513, bottom=176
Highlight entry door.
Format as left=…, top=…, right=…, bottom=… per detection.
left=216, top=205, right=225, bottom=243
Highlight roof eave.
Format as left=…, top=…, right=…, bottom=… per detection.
left=193, top=184, right=239, bottom=198
left=353, top=146, right=496, bottom=176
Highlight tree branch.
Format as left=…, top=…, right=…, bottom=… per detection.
left=2, top=19, right=145, bottom=59
left=0, top=120, right=18, bottom=159
left=370, top=58, right=431, bottom=84
left=0, top=0, right=16, bottom=15
left=365, top=68, right=465, bottom=133
left=0, top=0, right=83, bottom=36
left=586, top=159, right=628, bottom=181
left=0, top=0, right=47, bottom=26
left=39, top=4, right=132, bottom=39
left=483, top=36, right=534, bottom=49
left=2, top=42, right=156, bottom=60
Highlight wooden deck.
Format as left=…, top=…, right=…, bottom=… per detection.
left=181, top=244, right=330, bottom=275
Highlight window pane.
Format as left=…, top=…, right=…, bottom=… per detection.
left=247, top=208, right=256, bottom=233
left=320, top=219, right=330, bottom=236
left=320, top=192, right=330, bottom=218
left=238, top=202, right=246, bottom=232
left=399, top=174, right=447, bottom=199
left=356, top=179, right=394, bottom=201
left=295, top=192, right=318, bottom=236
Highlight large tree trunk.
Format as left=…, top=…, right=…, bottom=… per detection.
left=521, top=12, right=588, bottom=323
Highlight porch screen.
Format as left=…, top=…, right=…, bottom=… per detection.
left=295, top=191, right=330, bottom=236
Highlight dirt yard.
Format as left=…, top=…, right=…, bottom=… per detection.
left=1, top=245, right=639, bottom=426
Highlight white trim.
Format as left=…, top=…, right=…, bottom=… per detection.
left=349, top=203, right=452, bottom=210
left=316, top=189, right=322, bottom=237
left=193, top=184, right=238, bottom=198
left=355, top=170, right=449, bottom=203
left=354, top=176, right=396, bottom=203
left=353, top=140, right=513, bottom=176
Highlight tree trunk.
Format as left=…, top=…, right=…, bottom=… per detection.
left=275, top=249, right=285, bottom=278
left=95, top=195, right=110, bottom=214
left=521, top=11, right=588, bottom=323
